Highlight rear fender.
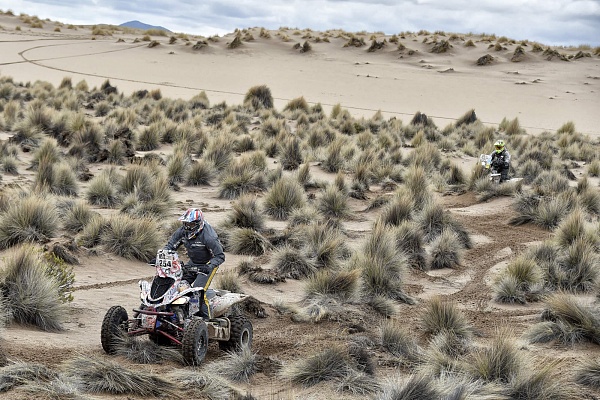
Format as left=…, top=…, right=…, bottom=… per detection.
left=209, top=292, right=248, bottom=318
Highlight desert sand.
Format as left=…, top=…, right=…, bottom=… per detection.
left=1, top=11, right=600, bottom=400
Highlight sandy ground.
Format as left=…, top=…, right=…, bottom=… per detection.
left=1, top=13, right=600, bottom=400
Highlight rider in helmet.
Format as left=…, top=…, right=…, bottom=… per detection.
left=490, top=139, right=511, bottom=183
left=163, top=208, right=225, bottom=318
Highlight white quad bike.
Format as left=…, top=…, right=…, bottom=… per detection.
left=101, top=249, right=253, bottom=365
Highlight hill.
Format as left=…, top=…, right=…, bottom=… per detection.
left=119, top=19, right=171, bottom=32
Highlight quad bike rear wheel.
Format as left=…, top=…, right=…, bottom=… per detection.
left=219, top=314, right=253, bottom=352
left=101, top=305, right=129, bottom=354
left=182, top=317, right=208, bottom=366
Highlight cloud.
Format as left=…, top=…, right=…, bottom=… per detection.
left=0, top=0, right=598, bottom=45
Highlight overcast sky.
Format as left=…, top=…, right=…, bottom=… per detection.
left=2, top=0, right=599, bottom=46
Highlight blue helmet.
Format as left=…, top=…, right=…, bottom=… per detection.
left=178, top=208, right=205, bottom=235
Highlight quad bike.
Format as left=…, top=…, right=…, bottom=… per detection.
left=479, top=154, right=502, bottom=184
left=101, top=249, right=253, bottom=366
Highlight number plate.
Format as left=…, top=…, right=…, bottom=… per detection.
left=142, top=314, right=157, bottom=329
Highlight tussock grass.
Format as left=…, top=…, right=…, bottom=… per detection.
left=100, top=215, right=160, bottom=261
left=166, top=150, right=190, bottom=185
left=218, top=157, right=266, bottom=199
left=322, top=140, right=345, bottom=173
left=468, top=328, right=521, bottom=383
left=204, top=135, right=234, bottom=171
left=215, top=270, right=242, bottom=293
left=61, top=200, right=95, bottom=233
left=378, top=193, right=413, bottom=226
left=223, top=195, right=265, bottom=231
left=403, top=165, right=432, bottom=209
left=527, top=293, right=600, bottom=345
left=532, top=170, right=570, bottom=196
left=395, top=220, right=427, bottom=271
left=229, top=228, right=271, bottom=256
left=76, top=215, right=107, bottom=248
left=186, top=159, right=216, bottom=185
left=380, top=321, right=421, bottom=363
left=416, top=200, right=471, bottom=247
left=280, top=346, right=353, bottom=387
left=244, top=84, right=273, bottom=109
left=299, top=221, right=347, bottom=270
left=283, top=96, right=309, bottom=113
left=377, top=374, right=441, bottom=400
left=368, top=295, right=400, bottom=316
left=86, top=173, right=120, bottom=207
left=211, top=346, right=259, bottom=382
left=554, top=207, right=586, bottom=248
left=279, top=137, right=303, bottom=170
left=263, top=177, right=306, bottom=220
left=304, top=269, right=360, bottom=301
left=508, top=359, right=579, bottom=400
left=0, top=361, right=56, bottom=393
left=0, top=246, right=65, bottom=331
left=64, top=356, right=175, bottom=396
left=273, top=245, right=317, bottom=279
left=429, top=229, right=463, bottom=269
left=575, top=358, right=600, bottom=388
left=168, top=369, right=236, bottom=399
left=113, top=335, right=183, bottom=364
left=317, top=185, right=351, bottom=219
left=421, top=297, right=472, bottom=341
left=357, top=223, right=413, bottom=303
left=0, top=195, right=59, bottom=248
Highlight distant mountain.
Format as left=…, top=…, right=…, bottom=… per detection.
left=119, top=20, right=172, bottom=33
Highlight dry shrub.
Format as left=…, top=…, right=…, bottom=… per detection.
left=576, top=358, right=600, bottom=388
left=86, top=172, right=120, bottom=207
left=395, top=220, right=427, bottom=271
left=168, top=369, right=237, bottom=399
left=304, top=269, right=360, bottom=301
left=508, top=359, right=580, bottom=400
left=298, top=221, right=347, bottom=270
left=317, top=185, right=350, bottom=219
left=378, top=374, right=441, bottom=400
left=113, top=335, right=183, bottom=364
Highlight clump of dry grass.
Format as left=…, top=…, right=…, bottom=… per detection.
left=526, top=293, right=600, bottom=345
left=507, top=359, right=580, bottom=400
left=0, top=246, right=66, bottom=331
left=64, top=355, right=175, bottom=396
left=317, top=185, right=351, bottom=219
left=273, top=245, right=317, bottom=279
left=380, top=320, right=421, bottom=364
left=575, top=358, right=600, bottom=388
left=263, top=177, right=306, bottom=220
left=429, top=229, right=463, bottom=269
left=100, top=215, right=161, bottom=261
left=0, top=361, right=57, bottom=393
left=210, top=346, right=260, bottom=382
left=377, top=374, right=441, bottom=400
left=421, top=297, right=472, bottom=340
left=494, top=255, right=543, bottom=304
left=355, top=223, right=413, bottom=304
left=0, top=195, right=59, bottom=249
left=295, top=221, right=347, bottom=270
left=168, top=369, right=244, bottom=399
left=244, top=84, right=273, bottom=110
left=467, top=328, right=522, bottom=383
left=223, top=195, right=266, bottom=231
left=86, top=171, right=120, bottom=208
left=113, top=335, right=183, bottom=364
left=228, top=228, right=271, bottom=256
left=304, top=269, right=360, bottom=302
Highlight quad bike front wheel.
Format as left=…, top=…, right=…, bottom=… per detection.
left=182, top=317, right=208, bottom=366
left=101, top=305, right=129, bottom=354
left=219, top=314, right=253, bottom=352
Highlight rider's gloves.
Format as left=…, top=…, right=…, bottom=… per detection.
left=148, top=258, right=156, bottom=265
left=504, top=162, right=509, bottom=168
